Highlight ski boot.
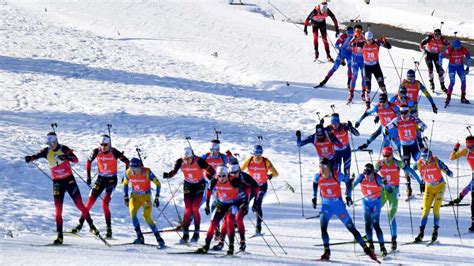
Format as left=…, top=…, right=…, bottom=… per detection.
left=227, top=242, right=234, bottom=255
left=429, top=79, right=435, bottom=92
left=327, top=54, right=334, bottom=63
left=179, top=233, right=190, bottom=244
left=445, top=93, right=451, bottom=107
left=347, top=90, right=354, bottom=104
left=212, top=240, right=224, bottom=251
left=341, top=58, right=346, bottom=66
left=320, top=246, right=331, bottom=260
left=461, top=93, right=470, bottom=104
left=190, top=232, right=200, bottom=243
left=255, top=224, right=262, bottom=235
left=53, top=232, right=63, bottom=245
left=440, top=82, right=447, bottom=93
left=154, top=232, right=165, bottom=248
left=318, top=77, right=329, bottom=88
left=197, top=243, right=209, bottom=254
left=314, top=50, right=319, bottom=62
left=133, top=233, right=145, bottom=244
left=239, top=240, right=246, bottom=252
left=415, top=226, right=425, bottom=242
left=70, top=223, right=82, bottom=234
left=89, top=224, right=100, bottom=236
left=363, top=244, right=378, bottom=261
left=391, top=237, right=397, bottom=251
left=469, top=221, right=474, bottom=232
left=105, top=226, right=112, bottom=239
left=380, top=244, right=388, bottom=258
left=368, top=240, right=375, bottom=252
left=431, top=226, right=439, bottom=241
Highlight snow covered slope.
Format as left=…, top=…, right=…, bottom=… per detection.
left=1, top=1, right=473, bottom=265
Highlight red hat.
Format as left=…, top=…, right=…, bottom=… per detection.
left=466, top=136, right=474, bottom=148
left=382, top=146, right=393, bottom=156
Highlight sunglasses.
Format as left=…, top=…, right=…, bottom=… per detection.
left=100, top=143, right=109, bottom=146
left=383, top=154, right=391, bottom=157
left=218, top=174, right=227, bottom=178
left=401, top=111, right=409, bottom=115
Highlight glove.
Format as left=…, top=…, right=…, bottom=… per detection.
left=420, top=182, right=425, bottom=194
left=431, top=104, right=438, bottom=114
left=205, top=204, right=210, bottom=215
left=267, top=174, right=273, bottom=180
left=86, top=176, right=92, bottom=186
left=358, top=143, right=368, bottom=150
left=347, top=121, right=353, bottom=128
left=374, top=116, right=380, bottom=124
left=383, top=127, right=389, bottom=135
left=335, top=29, right=340, bottom=37
left=449, top=196, right=462, bottom=206
left=341, top=58, right=346, bottom=66
left=380, top=35, right=387, bottom=42
left=296, top=130, right=301, bottom=138
left=385, top=185, right=393, bottom=193
left=354, top=121, right=360, bottom=128
left=252, top=201, right=257, bottom=212
left=454, top=142, right=460, bottom=152
left=124, top=195, right=129, bottom=207
left=465, top=67, right=470, bottom=75
left=345, top=196, right=353, bottom=207
left=304, top=27, right=308, bottom=35
left=153, top=197, right=160, bottom=208
left=311, top=197, right=317, bottom=209
left=57, top=154, right=67, bottom=161
left=447, top=170, right=453, bottom=177
left=163, top=172, right=170, bottom=179
left=24, top=156, right=32, bottom=163
left=240, top=202, right=249, bottom=215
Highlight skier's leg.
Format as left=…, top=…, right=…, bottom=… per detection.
left=66, top=177, right=92, bottom=224
left=372, top=199, right=385, bottom=244
left=142, top=195, right=158, bottom=232
left=447, top=65, right=456, bottom=95
left=319, top=203, right=332, bottom=246
left=420, top=185, right=435, bottom=228
left=342, top=146, right=352, bottom=176
left=374, top=63, right=386, bottom=92
left=53, top=181, right=66, bottom=233
left=457, top=65, right=466, bottom=94
left=129, top=195, right=142, bottom=230
left=425, top=56, right=435, bottom=81
left=364, top=64, right=372, bottom=95
left=236, top=207, right=246, bottom=240
left=320, top=26, right=330, bottom=57
left=182, top=188, right=192, bottom=236
left=388, top=188, right=399, bottom=238
left=102, top=176, right=117, bottom=228
left=432, top=183, right=445, bottom=227
left=313, top=26, right=319, bottom=57
left=363, top=200, right=374, bottom=242
left=192, top=192, right=204, bottom=233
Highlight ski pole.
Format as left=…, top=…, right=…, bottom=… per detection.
left=31, top=162, right=53, bottom=181
left=456, top=157, right=459, bottom=221
left=168, top=181, right=183, bottom=224
left=413, top=59, right=429, bottom=103
left=268, top=179, right=280, bottom=205
left=71, top=168, right=104, bottom=200
left=247, top=216, right=277, bottom=257
left=254, top=211, right=287, bottom=254
left=154, top=181, right=184, bottom=223
left=213, top=128, right=221, bottom=141
left=444, top=173, right=463, bottom=244
left=467, top=126, right=472, bottom=136
left=349, top=133, right=359, bottom=255
left=386, top=49, right=401, bottom=81
left=155, top=206, right=183, bottom=240
left=298, top=146, right=304, bottom=217
left=185, top=136, right=195, bottom=155
left=330, top=104, right=336, bottom=114
left=428, top=120, right=435, bottom=150
left=406, top=182, right=414, bottom=238
left=107, top=124, right=112, bottom=147
left=400, top=59, right=404, bottom=84
left=267, top=0, right=304, bottom=32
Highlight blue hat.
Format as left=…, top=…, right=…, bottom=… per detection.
left=406, top=69, right=416, bottom=80
left=331, top=113, right=340, bottom=125
left=130, top=158, right=141, bottom=168
left=253, top=145, right=263, bottom=155
left=452, top=39, right=461, bottom=49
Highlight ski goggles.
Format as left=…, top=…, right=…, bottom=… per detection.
left=46, top=135, right=57, bottom=144
left=210, top=143, right=220, bottom=151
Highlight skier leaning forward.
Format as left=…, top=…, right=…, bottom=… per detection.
left=312, top=157, right=378, bottom=262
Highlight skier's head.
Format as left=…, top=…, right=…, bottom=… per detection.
left=378, top=93, right=388, bottom=104
left=228, top=160, right=241, bottom=177
left=365, top=31, right=374, bottom=42
left=319, top=157, right=332, bottom=175
left=346, top=26, right=354, bottom=36
left=433, top=29, right=441, bottom=39
left=182, top=147, right=194, bottom=164
left=354, top=24, right=363, bottom=36
left=319, top=1, right=328, bottom=12
left=129, top=157, right=142, bottom=175
left=46, top=132, right=58, bottom=148
left=315, top=124, right=325, bottom=139
left=330, top=113, right=340, bottom=126
left=406, top=69, right=416, bottom=82
left=398, top=87, right=407, bottom=100
left=452, top=39, right=461, bottom=49
left=400, top=105, right=410, bottom=119
left=252, top=145, right=263, bottom=157
left=363, top=163, right=375, bottom=176
left=99, top=134, right=111, bottom=151
left=382, top=146, right=393, bottom=160
left=216, top=165, right=229, bottom=183
left=420, top=148, right=433, bottom=161
left=466, top=135, right=474, bottom=149
left=210, top=139, right=220, bottom=153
